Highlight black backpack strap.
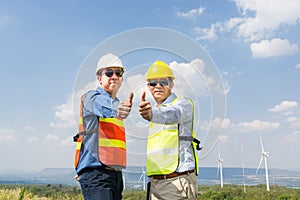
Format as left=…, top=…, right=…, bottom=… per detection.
left=193, top=138, right=203, bottom=151
left=73, top=129, right=98, bottom=142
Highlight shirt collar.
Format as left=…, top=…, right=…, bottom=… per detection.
left=161, top=93, right=177, bottom=104
left=96, top=87, right=119, bottom=101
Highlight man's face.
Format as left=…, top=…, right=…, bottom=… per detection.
left=147, top=78, right=174, bottom=105
left=97, top=67, right=124, bottom=96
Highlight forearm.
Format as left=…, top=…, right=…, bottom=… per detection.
left=151, top=102, right=192, bottom=124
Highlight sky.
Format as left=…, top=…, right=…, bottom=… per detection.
left=1, top=0, right=300, bottom=174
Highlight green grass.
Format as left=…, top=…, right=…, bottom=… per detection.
left=0, top=184, right=299, bottom=200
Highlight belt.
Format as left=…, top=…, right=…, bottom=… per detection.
left=151, top=169, right=195, bottom=180
left=103, top=166, right=122, bottom=172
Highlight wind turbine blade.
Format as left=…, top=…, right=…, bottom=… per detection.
left=259, top=134, right=265, bottom=153
left=241, top=143, right=245, bottom=174
left=264, top=152, right=269, bottom=158
left=241, top=143, right=244, bottom=155
left=256, top=156, right=263, bottom=174
left=138, top=173, right=143, bottom=182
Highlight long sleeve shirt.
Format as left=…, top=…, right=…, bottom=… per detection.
left=76, top=87, right=119, bottom=174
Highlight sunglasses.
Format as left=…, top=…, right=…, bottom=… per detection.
left=148, top=79, right=171, bottom=87
left=102, top=69, right=124, bottom=78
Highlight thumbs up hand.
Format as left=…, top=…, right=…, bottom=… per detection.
left=117, top=92, right=134, bottom=119
left=139, top=91, right=152, bottom=121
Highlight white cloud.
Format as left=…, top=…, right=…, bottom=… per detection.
left=176, top=7, right=205, bottom=19
left=234, top=0, right=256, bottom=16
left=169, top=58, right=230, bottom=96
left=290, top=122, right=300, bottom=129
left=232, top=0, right=300, bottom=41
left=217, top=134, right=229, bottom=143
left=286, top=117, right=300, bottom=123
left=117, top=58, right=228, bottom=106
left=197, top=118, right=231, bottom=132
left=223, top=17, right=244, bottom=30
left=295, top=63, right=300, bottom=69
left=27, top=137, right=38, bottom=143
left=269, top=100, right=298, bottom=113
left=284, top=130, right=300, bottom=143
left=235, top=120, right=280, bottom=132
left=211, top=117, right=231, bottom=129
left=45, top=134, right=59, bottom=141
left=51, top=99, right=76, bottom=128
left=250, top=38, right=299, bottom=58
left=285, top=112, right=300, bottom=129
left=60, top=136, right=74, bottom=146
left=52, top=81, right=97, bottom=129
left=0, top=128, right=17, bottom=143
left=24, top=126, right=36, bottom=131
left=194, top=24, right=218, bottom=41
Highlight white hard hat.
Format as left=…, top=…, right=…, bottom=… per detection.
left=96, top=53, right=124, bottom=74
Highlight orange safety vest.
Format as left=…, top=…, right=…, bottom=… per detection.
left=74, top=94, right=126, bottom=169
left=98, top=118, right=126, bottom=167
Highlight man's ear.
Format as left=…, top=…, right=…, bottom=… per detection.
left=97, top=76, right=102, bottom=85
left=169, top=81, right=174, bottom=90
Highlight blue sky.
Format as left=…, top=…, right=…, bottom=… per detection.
left=1, top=0, right=300, bottom=175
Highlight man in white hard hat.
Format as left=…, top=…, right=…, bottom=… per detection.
left=73, top=53, right=133, bottom=200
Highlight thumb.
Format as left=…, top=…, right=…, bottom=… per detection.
left=128, top=92, right=134, bottom=105
left=141, top=91, right=146, bottom=102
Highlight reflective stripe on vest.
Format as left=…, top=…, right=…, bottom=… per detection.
left=98, top=118, right=126, bottom=168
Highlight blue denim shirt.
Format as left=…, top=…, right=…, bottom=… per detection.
left=151, top=93, right=196, bottom=173
left=75, top=87, right=119, bottom=174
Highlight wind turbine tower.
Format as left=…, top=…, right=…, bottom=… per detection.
left=138, top=167, right=147, bottom=191
left=123, top=174, right=126, bottom=190
left=217, top=148, right=224, bottom=188
left=256, top=135, right=270, bottom=191
left=241, top=143, right=246, bottom=193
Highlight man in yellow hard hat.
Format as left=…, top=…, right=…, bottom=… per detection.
left=139, top=60, right=199, bottom=200
left=74, top=53, right=133, bottom=200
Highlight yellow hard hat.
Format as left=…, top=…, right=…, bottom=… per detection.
left=145, top=60, right=175, bottom=81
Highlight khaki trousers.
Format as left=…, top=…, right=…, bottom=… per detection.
left=149, top=173, right=198, bottom=200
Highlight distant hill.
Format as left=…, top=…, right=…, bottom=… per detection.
left=38, top=168, right=75, bottom=176
left=0, top=168, right=77, bottom=185
left=0, top=167, right=299, bottom=189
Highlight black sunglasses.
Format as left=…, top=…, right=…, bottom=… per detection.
left=102, top=69, right=124, bottom=78
left=148, top=79, right=171, bottom=87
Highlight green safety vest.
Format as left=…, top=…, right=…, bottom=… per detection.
left=146, top=97, right=199, bottom=176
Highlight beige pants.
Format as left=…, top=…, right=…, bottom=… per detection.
left=149, top=173, right=198, bottom=200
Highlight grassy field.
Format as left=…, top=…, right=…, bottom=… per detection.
left=0, top=184, right=300, bottom=200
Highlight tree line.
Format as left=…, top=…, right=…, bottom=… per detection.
left=0, top=184, right=299, bottom=200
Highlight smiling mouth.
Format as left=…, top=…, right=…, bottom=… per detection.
left=154, top=91, right=164, bottom=95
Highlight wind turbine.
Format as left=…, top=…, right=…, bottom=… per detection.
left=241, top=143, right=246, bottom=193
left=217, top=148, right=224, bottom=188
left=256, top=134, right=270, bottom=191
left=123, top=173, right=126, bottom=190
left=138, top=167, right=147, bottom=191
